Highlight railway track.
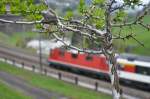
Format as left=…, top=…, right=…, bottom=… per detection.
left=0, top=43, right=150, bottom=99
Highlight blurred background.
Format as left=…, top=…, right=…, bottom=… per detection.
left=0, top=0, right=150, bottom=56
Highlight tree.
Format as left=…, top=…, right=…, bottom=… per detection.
left=0, top=0, right=150, bottom=99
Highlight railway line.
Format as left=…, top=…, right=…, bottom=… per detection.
left=0, top=43, right=150, bottom=99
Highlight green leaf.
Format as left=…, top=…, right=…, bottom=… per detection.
left=0, top=5, right=6, bottom=14
left=78, top=0, right=87, bottom=13
left=124, top=0, right=140, bottom=6
left=95, top=19, right=104, bottom=29
left=64, top=10, right=73, bottom=20
left=93, top=0, right=105, bottom=5
left=0, top=0, right=47, bottom=20
left=114, top=10, right=127, bottom=22
left=93, top=8, right=104, bottom=17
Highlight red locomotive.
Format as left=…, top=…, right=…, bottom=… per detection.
left=48, top=48, right=150, bottom=89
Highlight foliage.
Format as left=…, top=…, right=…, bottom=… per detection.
left=93, top=0, right=105, bottom=5
left=64, top=10, right=73, bottom=20
left=124, top=0, right=141, bottom=6
left=113, top=10, right=127, bottom=22
left=0, top=0, right=47, bottom=20
left=78, top=0, right=87, bottom=14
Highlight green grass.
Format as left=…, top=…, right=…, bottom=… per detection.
left=0, top=61, right=112, bottom=99
left=9, top=32, right=36, bottom=45
left=113, top=15, right=150, bottom=55
left=0, top=32, right=38, bottom=53
left=0, top=80, right=32, bottom=99
left=0, top=32, right=37, bottom=47
left=0, top=32, right=10, bottom=43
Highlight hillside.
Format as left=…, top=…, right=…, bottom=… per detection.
left=113, top=15, right=150, bottom=56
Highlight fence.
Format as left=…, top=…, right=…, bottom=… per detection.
left=0, top=57, right=142, bottom=99
left=0, top=57, right=102, bottom=92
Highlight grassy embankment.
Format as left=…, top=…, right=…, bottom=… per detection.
left=0, top=61, right=112, bottom=99
left=0, top=80, right=32, bottom=99
left=113, top=15, right=150, bottom=55
left=0, top=32, right=36, bottom=47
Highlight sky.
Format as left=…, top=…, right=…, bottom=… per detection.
left=46, top=0, right=150, bottom=13
left=84, top=0, right=150, bottom=13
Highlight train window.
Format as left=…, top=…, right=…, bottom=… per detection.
left=86, top=55, right=93, bottom=61
left=71, top=53, right=78, bottom=59
left=127, top=57, right=135, bottom=61
left=117, top=63, right=124, bottom=70
left=136, top=66, right=150, bottom=76
left=59, top=50, right=65, bottom=56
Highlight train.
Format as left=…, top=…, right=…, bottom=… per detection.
left=48, top=48, right=150, bottom=90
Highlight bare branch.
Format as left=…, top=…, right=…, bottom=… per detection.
left=0, top=18, right=41, bottom=24
left=113, top=33, right=135, bottom=40
left=138, top=21, right=150, bottom=31
left=131, top=36, right=145, bottom=47
left=110, top=4, right=126, bottom=13
left=58, top=18, right=106, bottom=36
left=1, top=10, right=41, bottom=15
left=52, top=33, right=103, bottom=54
left=111, top=1, right=150, bottom=28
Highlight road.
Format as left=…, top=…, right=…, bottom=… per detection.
left=0, top=71, right=69, bottom=99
